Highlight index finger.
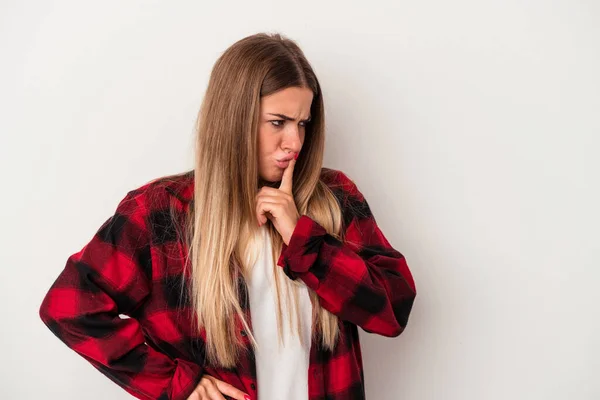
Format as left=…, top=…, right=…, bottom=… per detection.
left=278, top=153, right=296, bottom=194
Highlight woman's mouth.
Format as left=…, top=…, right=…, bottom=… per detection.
left=276, top=159, right=290, bottom=168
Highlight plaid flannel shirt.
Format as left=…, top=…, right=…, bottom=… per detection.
left=39, top=168, right=416, bottom=400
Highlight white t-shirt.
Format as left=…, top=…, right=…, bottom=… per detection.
left=247, top=225, right=313, bottom=400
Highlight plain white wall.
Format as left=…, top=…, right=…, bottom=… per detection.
left=1, top=1, right=598, bottom=399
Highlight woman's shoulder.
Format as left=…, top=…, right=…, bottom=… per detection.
left=320, top=167, right=365, bottom=202
left=125, top=169, right=195, bottom=208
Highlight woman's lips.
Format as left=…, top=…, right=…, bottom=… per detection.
left=276, top=159, right=290, bottom=168
left=276, top=153, right=295, bottom=168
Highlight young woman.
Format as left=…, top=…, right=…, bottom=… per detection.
left=39, top=32, right=417, bottom=400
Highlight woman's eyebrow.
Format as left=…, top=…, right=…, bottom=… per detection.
left=267, top=113, right=311, bottom=122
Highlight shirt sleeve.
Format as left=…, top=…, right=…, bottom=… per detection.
left=277, top=172, right=417, bottom=337
left=39, top=190, right=203, bottom=400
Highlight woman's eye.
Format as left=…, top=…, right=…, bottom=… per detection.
left=270, top=120, right=309, bottom=128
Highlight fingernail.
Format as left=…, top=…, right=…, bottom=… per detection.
left=244, top=395, right=251, bottom=400
left=294, top=153, right=299, bottom=160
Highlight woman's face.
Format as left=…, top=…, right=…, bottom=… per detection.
left=257, top=86, right=313, bottom=184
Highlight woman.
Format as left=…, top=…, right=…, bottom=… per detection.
left=39, top=32, right=417, bottom=400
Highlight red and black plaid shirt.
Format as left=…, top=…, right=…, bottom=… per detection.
left=39, top=168, right=416, bottom=400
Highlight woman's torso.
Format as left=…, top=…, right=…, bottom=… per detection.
left=138, top=169, right=367, bottom=399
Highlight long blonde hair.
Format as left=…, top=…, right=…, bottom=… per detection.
left=166, top=33, right=345, bottom=369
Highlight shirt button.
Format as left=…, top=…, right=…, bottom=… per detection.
left=250, top=383, right=256, bottom=390
left=241, top=330, right=247, bottom=337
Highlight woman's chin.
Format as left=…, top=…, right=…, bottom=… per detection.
left=258, top=174, right=281, bottom=188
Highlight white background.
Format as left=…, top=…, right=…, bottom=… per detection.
left=1, top=1, right=598, bottom=399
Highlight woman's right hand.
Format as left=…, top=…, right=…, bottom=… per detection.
left=186, top=374, right=251, bottom=400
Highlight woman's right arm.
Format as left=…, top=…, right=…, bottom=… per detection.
left=39, top=190, right=203, bottom=400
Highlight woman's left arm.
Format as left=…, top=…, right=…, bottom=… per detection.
left=277, top=172, right=416, bottom=337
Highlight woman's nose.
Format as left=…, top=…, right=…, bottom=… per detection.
left=283, top=126, right=303, bottom=151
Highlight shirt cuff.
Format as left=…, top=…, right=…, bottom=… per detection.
left=277, top=214, right=327, bottom=280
